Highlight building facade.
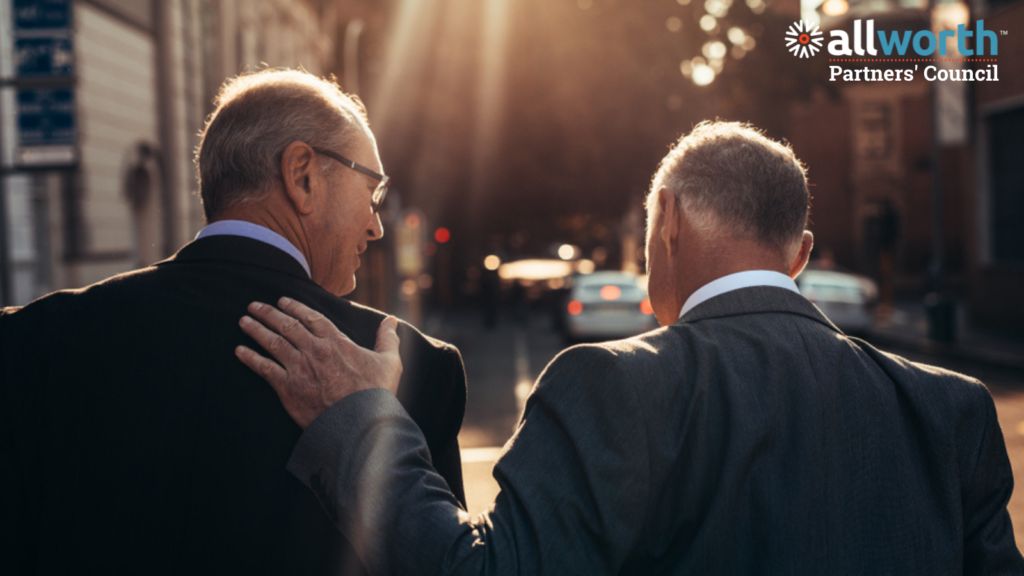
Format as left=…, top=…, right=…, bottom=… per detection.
left=787, top=0, right=1022, bottom=334
left=971, top=0, right=1024, bottom=329
left=0, top=0, right=335, bottom=306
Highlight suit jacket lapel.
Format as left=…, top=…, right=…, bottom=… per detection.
left=678, top=285, right=843, bottom=334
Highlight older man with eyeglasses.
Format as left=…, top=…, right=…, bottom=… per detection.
left=0, top=69, right=466, bottom=576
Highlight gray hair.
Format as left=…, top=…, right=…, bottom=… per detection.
left=196, top=69, right=369, bottom=222
left=648, top=121, right=809, bottom=256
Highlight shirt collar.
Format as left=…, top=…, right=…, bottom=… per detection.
left=679, top=270, right=800, bottom=319
left=196, top=220, right=311, bottom=278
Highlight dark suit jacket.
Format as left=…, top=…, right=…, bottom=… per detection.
left=286, top=286, right=1022, bottom=575
left=0, top=235, right=467, bottom=575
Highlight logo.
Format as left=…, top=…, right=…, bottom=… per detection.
left=827, top=19, right=998, bottom=56
left=785, top=18, right=1002, bottom=83
left=786, top=21, right=824, bottom=58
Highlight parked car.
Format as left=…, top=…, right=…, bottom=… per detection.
left=796, top=269, right=877, bottom=335
left=563, top=271, right=658, bottom=342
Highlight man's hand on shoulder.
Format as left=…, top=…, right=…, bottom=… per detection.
left=235, top=297, right=403, bottom=429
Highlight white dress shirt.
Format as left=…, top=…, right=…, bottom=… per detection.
left=195, top=220, right=311, bottom=278
left=679, top=270, right=800, bottom=319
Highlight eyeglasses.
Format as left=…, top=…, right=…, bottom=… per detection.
left=313, top=147, right=390, bottom=213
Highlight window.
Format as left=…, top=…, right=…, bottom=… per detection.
left=855, top=103, right=892, bottom=160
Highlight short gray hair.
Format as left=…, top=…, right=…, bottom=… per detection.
left=196, top=69, right=369, bottom=222
left=648, top=121, right=809, bottom=255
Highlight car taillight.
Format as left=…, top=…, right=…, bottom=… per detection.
left=600, top=285, right=621, bottom=300
left=568, top=300, right=583, bottom=315
left=640, top=299, right=653, bottom=315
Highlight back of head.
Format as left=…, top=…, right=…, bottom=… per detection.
left=651, top=121, right=809, bottom=257
left=196, top=69, right=368, bottom=222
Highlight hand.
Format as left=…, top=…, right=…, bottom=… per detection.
left=235, top=297, right=403, bottom=429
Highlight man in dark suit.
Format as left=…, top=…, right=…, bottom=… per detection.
left=238, top=121, right=1022, bottom=575
left=0, top=69, right=466, bottom=575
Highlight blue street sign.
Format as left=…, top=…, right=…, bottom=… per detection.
left=15, top=36, right=73, bottom=77
left=5, top=1, right=77, bottom=165
left=17, top=88, right=75, bottom=146
left=13, top=0, right=71, bottom=30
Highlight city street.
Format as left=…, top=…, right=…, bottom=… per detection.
left=444, top=306, right=1024, bottom=551
left=2, top=0, right=1020, bottom=570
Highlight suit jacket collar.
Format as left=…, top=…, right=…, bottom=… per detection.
left=678, top=285, right=842, bottom=334
left=156, top=235, right=313, bottom=282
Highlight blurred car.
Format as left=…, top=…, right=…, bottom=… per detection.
left=796, top=269, right=877, bottom=335
left=563, top=271, right=658, bottom=342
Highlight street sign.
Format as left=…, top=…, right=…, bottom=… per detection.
left=15, top=36, right=73, bottom=77
left=17, top=87, right=74, bottom=146
left=15, top=87, right=75, bottom=164
left=13, top=0, right=70, bottom=30
left=1, top=0, right=76, bottom=167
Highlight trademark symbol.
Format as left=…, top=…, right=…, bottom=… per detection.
left=1000, top=30, right=1009, bottom=35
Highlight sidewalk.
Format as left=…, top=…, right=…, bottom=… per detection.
left=865, top=299, right=1024, bottom=374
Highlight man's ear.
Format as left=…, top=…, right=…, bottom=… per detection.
left=281, top=141, right=317, bottom=215
left=658, top=188, right=680, bottom=258
left=788, top=230, right=814, bottom=279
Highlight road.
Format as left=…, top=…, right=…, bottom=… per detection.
left=435, top=306, right=1024, bottom=551
left=427, top=307, right=565, bottom=515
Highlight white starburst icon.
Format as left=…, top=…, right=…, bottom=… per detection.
left=786, top=21, right=824, bottom=58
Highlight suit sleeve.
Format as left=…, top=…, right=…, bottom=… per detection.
left=962, top=387, right=1024, bottom=575
left=286, top=345, right=650, bottom=576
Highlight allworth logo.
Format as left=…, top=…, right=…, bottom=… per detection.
left=786, top=18, right=1002, bottom=82
left=786, top=21, right=824, bottom=58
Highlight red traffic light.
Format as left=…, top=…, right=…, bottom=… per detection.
left=434, top=227, right=451, bottom=243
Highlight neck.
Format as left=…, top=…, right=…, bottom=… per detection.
left=214, top=193, right=311, bottom=261
left=672, top=238, right=789, bottom=313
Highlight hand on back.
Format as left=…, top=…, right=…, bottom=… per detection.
left=235, top=297, right=402, bottom=429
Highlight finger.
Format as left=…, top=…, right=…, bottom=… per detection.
left=240, top=315, right=301, bottom=366
left=375, top=317, right=403, bottom=395
left=247, top=301, right=319, bottom=351
left=374, top=316, right=401, bottom=357
left=235, top=345, right=288, bottom=390
left=278, top=297, right=346, bottom=341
